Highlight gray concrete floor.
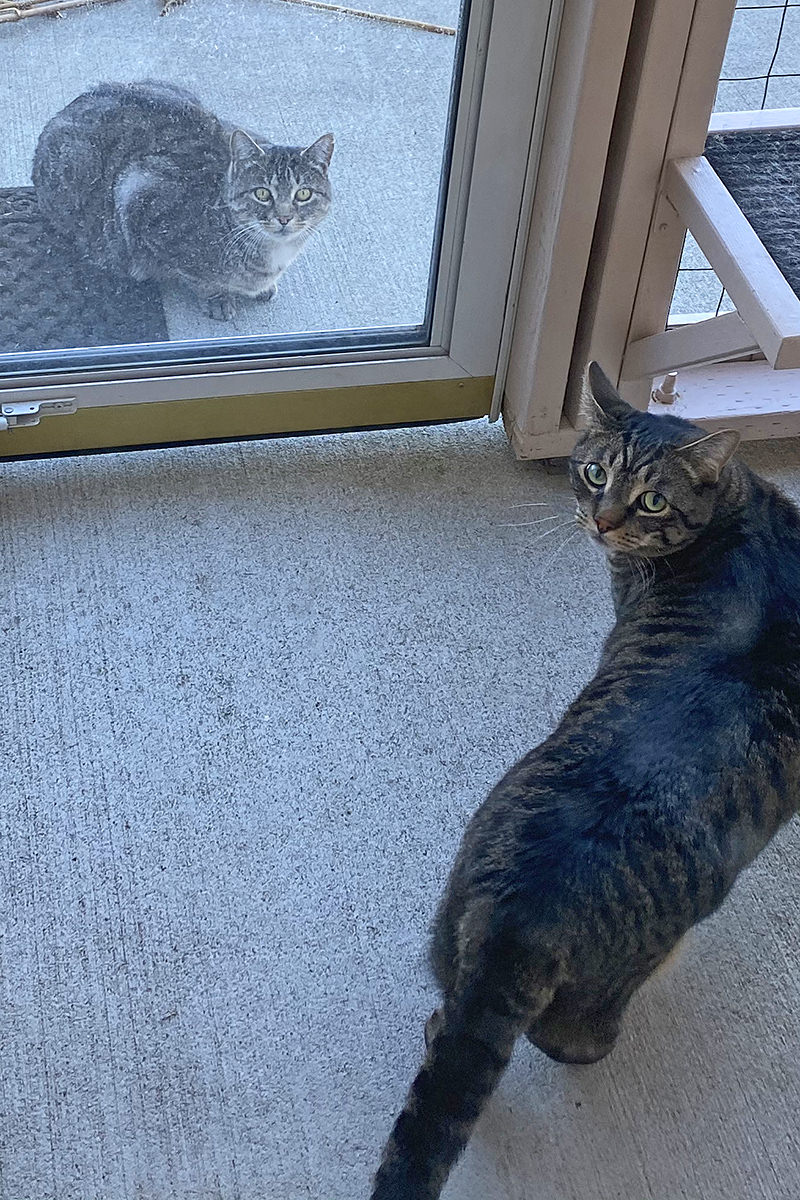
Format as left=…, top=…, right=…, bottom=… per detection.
left=1, top=0, right=461, bottom=343
left=1, top=420, right=799, bottom=1199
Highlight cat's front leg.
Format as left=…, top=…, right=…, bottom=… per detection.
left=204, top=292, right=239, bottom=322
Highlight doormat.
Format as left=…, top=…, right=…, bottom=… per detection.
left=705, top=128, right=800, bottom=301
left=0, top=186, right=168, bottom=356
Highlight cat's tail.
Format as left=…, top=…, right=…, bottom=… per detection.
left=370, top=944, right=557, bottom=1200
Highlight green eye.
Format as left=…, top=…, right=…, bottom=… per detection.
left=295, top=187, right=312, bottom=202
left=584, top=462, right=607, bottom=487
left=254, top=187, right=272, bottom=202
left=640, top=491, right=668, bottom=513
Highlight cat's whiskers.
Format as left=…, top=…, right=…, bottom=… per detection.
left=241, top=232, right=265, bottom=267
left=223, top=220, right=259, bottom=247
left=496, top=513, right=565, bottom=529
left=523, top=518, right=577, bottom=547
left=631, top=556, right=648, bottom=595
left=539, top=528, right=580, bottom=572
left=223, top=215, right=313, bottom=271
left=223, top=221, right=267, bottom=265
left=632, top=557, right=645, bottom=592
left=222, top=224, right=260, bottom=262
left=510, top=501, right=562, bottom=509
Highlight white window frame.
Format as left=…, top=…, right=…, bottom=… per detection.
left=0, top=0, right=562, bottom=419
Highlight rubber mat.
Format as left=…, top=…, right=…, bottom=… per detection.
left=705, top=129, right=800, bottom=299
left=0, top=186, right=168, bottom=356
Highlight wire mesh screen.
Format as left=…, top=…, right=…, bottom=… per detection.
left=670, top=0, right=800, bottom=322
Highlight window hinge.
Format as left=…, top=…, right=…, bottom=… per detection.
left=0, top=398, right=78, bottom=431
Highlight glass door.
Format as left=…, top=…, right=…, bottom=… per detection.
left=0, top=0, right=560, bottom=454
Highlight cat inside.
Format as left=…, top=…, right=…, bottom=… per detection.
left=370, top=363, right=800, bottom=1200
left=32, top=80, right=334, bottom=321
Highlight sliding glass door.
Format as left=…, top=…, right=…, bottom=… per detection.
left=0, top=0, right=560, bottom=454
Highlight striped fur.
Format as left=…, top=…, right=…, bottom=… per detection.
left=370, top=364, right=800, bottom=1199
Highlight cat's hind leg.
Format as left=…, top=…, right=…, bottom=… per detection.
left=114, top=164, right=171, bottom=281
left=526, top=992, right=625, bottom=1065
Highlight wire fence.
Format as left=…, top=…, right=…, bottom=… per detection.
left=671, top=0, right=799, bottom=321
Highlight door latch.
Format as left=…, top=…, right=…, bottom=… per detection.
left=0, top=398, right=77, bottom=431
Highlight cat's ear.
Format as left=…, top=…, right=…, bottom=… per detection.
left=302, top=133, right=334, bottom=173
left=584, top=361, right=635, bottom=427
left=229, top=129, right=267, bottom=164
left=673, top=428, right=740, bottom=484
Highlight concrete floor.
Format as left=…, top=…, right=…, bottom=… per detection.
left=1, top=420, right=799, bottom=1200
left=0, top=0, right=460, bottom=344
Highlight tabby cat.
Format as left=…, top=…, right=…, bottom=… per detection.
left=32, top=81, right=333, bottom=320
left=370, top=363, right=800, bottom=1200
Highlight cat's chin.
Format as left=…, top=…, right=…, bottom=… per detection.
left=589, top=533, right=652, bottom=558
left=607, top=542, right=678, bottom=561
left=264, top=226, right=302, bottom=240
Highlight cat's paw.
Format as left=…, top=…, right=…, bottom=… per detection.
left=256, top=283, right=278, bottom=303
left=204, top=293, right=239, bottom=322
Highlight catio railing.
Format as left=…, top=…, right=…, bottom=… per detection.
left=670, top=0, right=800, bottom=322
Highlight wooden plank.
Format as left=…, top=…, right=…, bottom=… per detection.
left=669, top=310, right=737, bottom=325
left=509, top=360, right=800, bottom=458
left=667, top=156, right=800, bottom=368
left=505, top=416, right=579, bottom=460
left=567, top=0, right=697, bottom=420
left=617, top=0, right=739, bottom=408
left=709, top=108, right=800, bottom=134
left=659, top=359, right=800, bottom=439
left=621, top=310, right=758, bottom=380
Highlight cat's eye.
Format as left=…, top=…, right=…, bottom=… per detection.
left=253, top=187, right=272, bottom=203
left=640, top=491, right=669, bottom=514
left=295, top=187, right=313, bottom=202
left=583, top=462, right=607, bottom=488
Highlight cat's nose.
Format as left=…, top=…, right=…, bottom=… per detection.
left=595, top=514, right=623, bottom=534
left=277, top=216, right=292, bottom=226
